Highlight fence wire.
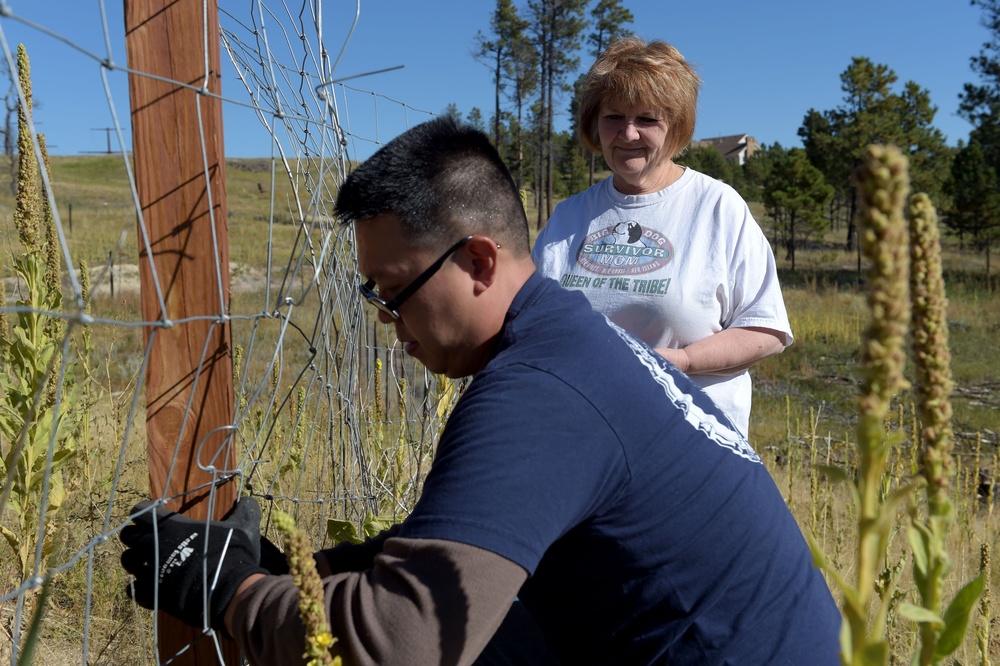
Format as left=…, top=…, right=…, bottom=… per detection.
left=0, top=2, right=446, bottom=664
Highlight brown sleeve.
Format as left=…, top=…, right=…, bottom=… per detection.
left=230, top=537, right=528, bottom=666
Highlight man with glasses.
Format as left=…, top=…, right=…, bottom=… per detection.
left=120, top=117, right=841, bottom=665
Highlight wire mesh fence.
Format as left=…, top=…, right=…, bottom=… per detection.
left=0, top=2, right=448, bottom=663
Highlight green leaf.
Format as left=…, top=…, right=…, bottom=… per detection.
left=816, top=464, right=861, bottom=508
left=895, top=601, right=943, bottom=626
left=839, top=619, right=851, bottom=664
left=907, top=523, right=931, bottom=578
left=49, top=447, right=75, bottom=466
left=17, top=576, right=51, bottom=666
left=840, top=586, right=864, bottom=619
left=873, top=482, right=921, bottom=535
left=1, top=524, right=22, bottom=564
left=326, top=518, right=362, bottom=545
left=816, top=464, right=853, bottom=485
left=11, top=327, right=35, bottom=353
left=862, top=640, right=888, bottom=663
left=362, top=514, right=393, bottom=539
left=803, top=527, right=828, bottom=569
left=935, top=573, right=986, bottom=657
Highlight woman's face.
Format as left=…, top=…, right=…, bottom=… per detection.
left=597, top=101, right=674, bottom=195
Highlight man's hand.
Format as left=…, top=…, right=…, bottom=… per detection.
left=120, top=497, right=269, bottom=633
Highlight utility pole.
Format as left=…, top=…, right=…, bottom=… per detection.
left=88, top=127, right=113, bottom=154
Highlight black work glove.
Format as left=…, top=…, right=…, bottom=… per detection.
left=120, top=497, right=268, bottom=633
left=259, top=533, right=290, bottom=575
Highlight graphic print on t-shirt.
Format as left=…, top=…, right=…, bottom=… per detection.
left=575, top=221, right=674, bottom=276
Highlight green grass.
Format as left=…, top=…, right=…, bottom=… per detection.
left=0, top=155, right=316, bottom=281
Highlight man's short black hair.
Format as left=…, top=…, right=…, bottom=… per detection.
left=334, top=116, right=530, bottom=255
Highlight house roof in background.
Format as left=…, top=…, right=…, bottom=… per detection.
left=690, top=134, right=754, bottom=160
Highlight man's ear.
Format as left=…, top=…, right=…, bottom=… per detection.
left=465, top=236, right=500, bottom=290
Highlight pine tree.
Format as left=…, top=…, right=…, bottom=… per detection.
left=957, top=0, right=1000, bottom=271
left=763, top=148, right=834, bottom=271
left=798, top=58, right=950, bottom=252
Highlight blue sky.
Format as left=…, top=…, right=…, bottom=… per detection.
left=0, top=1, right=990, bottom=161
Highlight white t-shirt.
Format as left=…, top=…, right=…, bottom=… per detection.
left=532, top=167, right=793, bottom=437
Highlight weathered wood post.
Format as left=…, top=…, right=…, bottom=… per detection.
left=124, top=0, right=239, bottom=662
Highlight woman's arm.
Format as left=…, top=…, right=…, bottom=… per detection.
left=655, top=326, right=787, bottom=377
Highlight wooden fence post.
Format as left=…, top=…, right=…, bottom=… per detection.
left=124, top=0, right=239, bottom=662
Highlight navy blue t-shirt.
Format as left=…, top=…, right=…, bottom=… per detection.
left=400, top=272, right=841, bottom=665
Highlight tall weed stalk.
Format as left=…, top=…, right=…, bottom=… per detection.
left=903, top=192, right=983, bottom=664
left=273, top=510, right=341, bottom=665
left=808, top=146, right=914, bottom=664
left=0, top=45, right=84, bottom=657
left=808, top=146, right=985, bottom=664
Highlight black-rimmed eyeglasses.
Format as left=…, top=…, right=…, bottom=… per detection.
left=358, top=236, right=474, bottom=319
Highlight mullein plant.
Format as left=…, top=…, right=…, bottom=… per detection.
left=847, top=144, right=915, bottom=664
left=0, top=252, right=8, bottom=341
left=977, top=544, right=991, bottom=666
left=902, top=192, right=983, bottom=665
left=0, top=44, right=85, bottom=664
left=0, top=44, right=78, bottom=585
left=39, top=133, right=62, bottom=406
left=389, top=375, right=410, bottom=510
left=272, top=510, right=341, bottom=666
left=807, top=147, right=986, bottom=664
left=807, top=145, right=917, bottom=664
